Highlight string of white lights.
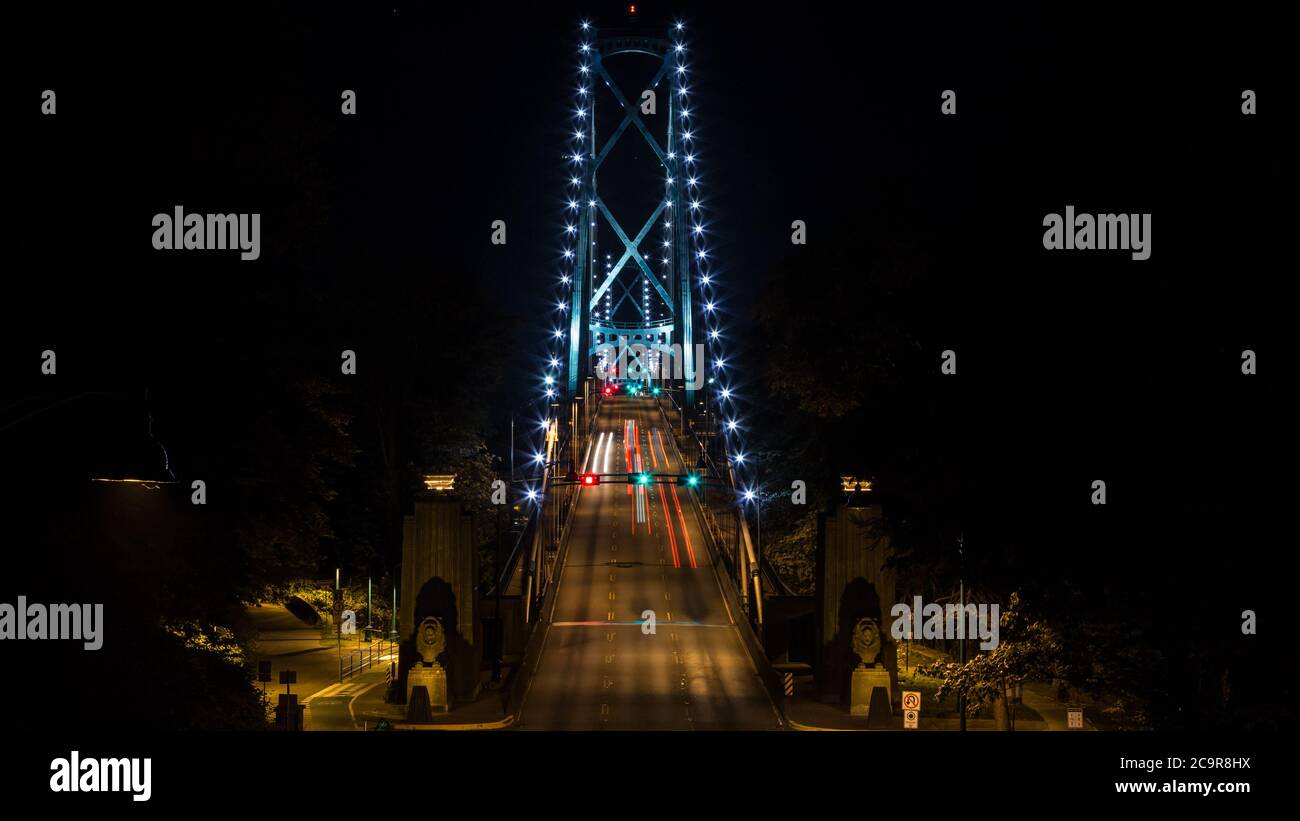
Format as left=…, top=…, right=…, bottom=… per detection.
left=671, top=23, right=749, bottom=497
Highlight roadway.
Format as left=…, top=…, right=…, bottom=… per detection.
left=518, top=394, right=782, bottom=730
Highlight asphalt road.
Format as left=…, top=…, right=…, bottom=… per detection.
left=518, top=395, right=782, bottom=730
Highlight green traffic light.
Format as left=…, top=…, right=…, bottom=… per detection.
left=686, top=475, right=699, bottom=487
left=638, top=473, right=651, bottom=485
left=652, top=387, right=661, bottom=396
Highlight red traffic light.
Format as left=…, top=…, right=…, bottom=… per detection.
left=581, top=473, right=599, bottom=486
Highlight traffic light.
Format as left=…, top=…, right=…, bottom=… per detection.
left=651, top=387, right=661, bottom=396
left=581, top=473, right=599, bottom=486
left=631, top=473, right=651, bottom=485
left=682, top=473, right=700, bottom=488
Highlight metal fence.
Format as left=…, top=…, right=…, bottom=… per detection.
left=339, top=639, right=399, bottom=682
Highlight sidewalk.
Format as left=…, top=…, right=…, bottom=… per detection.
left=783, top=647, right=1097, bottom=731
left=354, top=673, right=513, bottom=730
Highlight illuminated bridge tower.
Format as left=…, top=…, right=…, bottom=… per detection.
left=556, top=17, right=702, bottom=409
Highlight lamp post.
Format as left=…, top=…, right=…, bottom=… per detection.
left=957, top=533, right=966, bottom=732
left=742, top=487, right=763, bottom=622
left=493, top=499, right=504, bottom=682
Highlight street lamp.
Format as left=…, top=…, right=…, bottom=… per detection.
left=742, top=487, right=763, bottom=615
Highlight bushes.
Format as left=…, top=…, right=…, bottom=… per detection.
left=271, top=580, right=394, bottom=633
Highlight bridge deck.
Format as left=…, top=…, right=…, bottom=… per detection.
left=518, top=396, right=781, bottom=729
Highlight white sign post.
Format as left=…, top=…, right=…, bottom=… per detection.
left=902, top=691, right=921, bottom=729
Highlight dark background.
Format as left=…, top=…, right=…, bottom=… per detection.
left=0, top=0, right=1290, bottom=744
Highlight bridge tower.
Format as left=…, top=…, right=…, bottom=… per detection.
left=554, top=12, right=706, bottom=410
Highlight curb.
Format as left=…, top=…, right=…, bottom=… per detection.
left=390, top=714, right=516, bottom=731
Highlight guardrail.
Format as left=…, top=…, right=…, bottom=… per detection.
left=652, top=389, right=792, bottom=618
left=521, top=387, right=605, bottom=621
left=339, top=639, right=399, bottom=682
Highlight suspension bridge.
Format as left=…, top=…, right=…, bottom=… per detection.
left=503, top=9, right=789, bottom=729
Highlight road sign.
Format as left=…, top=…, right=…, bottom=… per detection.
left=279, top=670, right=297, bottom=685
left=257, top=660, right=272, bottom=683
left=902, top=690, right=921, bottom=711
left=1067, top=707, right=1084, bottom=729
left=903, top=708, right=919, bottom=729
left=783, top=672, right=794, bottom=696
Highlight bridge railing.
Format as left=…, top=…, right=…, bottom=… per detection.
left=522, top=386, right=605, bottom=621
left=652, top=389, right=775, bottom=625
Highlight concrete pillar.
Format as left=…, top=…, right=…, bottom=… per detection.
left=399, top=491, right=481, bottom=703
left=815, top=502, right=897, bottom=705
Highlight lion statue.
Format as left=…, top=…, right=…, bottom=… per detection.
left=851, top=617, right=882, bottom=668
left=415, top=616, right=446, bottom=666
